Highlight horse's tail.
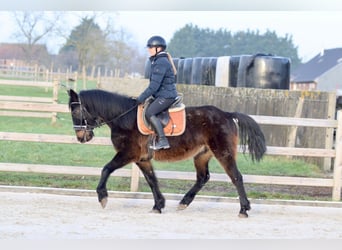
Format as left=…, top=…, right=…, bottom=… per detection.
left=228, top=112, right=267, bottom=162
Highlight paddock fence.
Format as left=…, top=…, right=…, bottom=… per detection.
left=0, top=79, right=61, bottom=123
left=0, top=97, right=341, bottom=201
left=99, top=80, right=337, bottom=171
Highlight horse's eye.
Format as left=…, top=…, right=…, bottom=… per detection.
left=72, top=109, right=81, bottom=116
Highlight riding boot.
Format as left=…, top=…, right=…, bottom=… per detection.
left=149, top=115, right=170, bottom=150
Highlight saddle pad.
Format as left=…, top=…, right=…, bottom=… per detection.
left=137, top=104, right=186, bottom=136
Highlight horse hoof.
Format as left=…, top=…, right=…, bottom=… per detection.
left=238, top=212, right=248, bottom=218
left=177, top=204, right=188, bottom=210
left=150, top=208, right=162, bottom=214
left=100, top=197, right=108, bottom=208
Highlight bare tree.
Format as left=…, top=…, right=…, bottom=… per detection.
left=12, top=11, right=61, bottom=64
left=57, top=12, right=146, bottom=77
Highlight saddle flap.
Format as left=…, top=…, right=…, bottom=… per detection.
left=156, top=103, right=185, bottom=127
left=137, top=103, right=186, bottom=136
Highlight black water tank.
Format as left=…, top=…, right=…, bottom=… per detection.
left=183, top=58, right=193, bottom=84
left=199, top=57, right=209, bottom=85
left=191, top=57, right=203, bottom=84
left=237, top=54, right=290, bottom=89
left=236, top=55, right=254, bottom=88
left=229, top=56, right=241, bottom=87
left=172, top=58, right=180, bottom=83
left=200, top=57, right=217, bottom=86
left=176, top=58, right=185, bottom=83
left=208, top=57, right=217, bottom=86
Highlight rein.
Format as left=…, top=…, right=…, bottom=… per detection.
left=71, top=100, right=138, bottom=130
left=95, top=104, right=138, bottom=128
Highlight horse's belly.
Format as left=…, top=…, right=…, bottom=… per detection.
left=153, top=145, right=207, bottom=162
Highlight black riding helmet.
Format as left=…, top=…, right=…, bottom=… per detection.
left=146, top=36, right=167, bottom=49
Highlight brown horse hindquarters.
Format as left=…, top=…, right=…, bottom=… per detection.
left=151, top=106, right=239, bottom=163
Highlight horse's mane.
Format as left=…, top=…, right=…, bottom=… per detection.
left=79, top=89, right=137, bottom=130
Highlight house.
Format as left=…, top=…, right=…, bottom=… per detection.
left=290, top=48, right=342, bottom=92
left=0, top=43, right=50, bottom=67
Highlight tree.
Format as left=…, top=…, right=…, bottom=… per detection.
left=168, top=24, right=232, bottom=58
left=59, top=14, right=146, bottom=78
left=12, top=11, right=61, bottom=65
left=229, top=30, right=301, bottom=66
left=60, top=16, right=109, bottom=77
left=168, top=24, right=301, bottom=68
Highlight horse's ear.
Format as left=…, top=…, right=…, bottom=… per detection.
left=67, top=89, right=79, bottom=101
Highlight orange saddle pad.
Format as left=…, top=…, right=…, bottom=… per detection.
left=137, top=104, right=186, bottom=136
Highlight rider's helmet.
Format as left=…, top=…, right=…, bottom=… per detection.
left=146, top=36, right=167, bottom=50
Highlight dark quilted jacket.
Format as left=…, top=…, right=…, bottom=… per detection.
left=137, top=52, right=177, bottom=103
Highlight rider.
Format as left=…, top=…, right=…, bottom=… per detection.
left=136, top=35, right=178, bottom=150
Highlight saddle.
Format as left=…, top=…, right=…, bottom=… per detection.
left=137, top=95, right=186, bottom=136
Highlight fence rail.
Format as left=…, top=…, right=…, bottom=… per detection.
left=0, top=79, right=60, bottom=122
left=0, top=109, right=341, bottom=201
left=0, top=78, right=341, bottom=200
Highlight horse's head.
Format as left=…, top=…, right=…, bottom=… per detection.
left=67, top=89, right=95, bottom=143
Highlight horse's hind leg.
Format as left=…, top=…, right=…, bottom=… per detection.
left=136, top=160, right=165, bottom=213
left=217, top=155, right=251, bottom=218
left=178, top=148, right=211, bottom=210
left=229, top=162, right=250, bottom=218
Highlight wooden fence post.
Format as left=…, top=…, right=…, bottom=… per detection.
left=82, top=65, right=86, bottom=89
left=287, top=96, right=304, bottom=157
left=130, top=163, right=140, bottom=192
left=332, top=110, right=342, bottom=201
left=51, top=78, right=59, bottom=124
left=73, top=72, right=78, bottom=91
left=324, top=92, right=336, bottom=171
left=96, top=67, right=101, bottom=89
left=34, top=64, right=38, bottom=81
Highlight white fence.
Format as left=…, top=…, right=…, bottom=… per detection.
left=0, top=78, right=341, bottom=200
left=0, top=99, right=341, bottom=200
left=0, top=79, right=60, bottom=123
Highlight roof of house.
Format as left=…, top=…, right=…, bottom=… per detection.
left=291, top=48, right=342, bottom=83
left=0, top=43, right=49, bottom=61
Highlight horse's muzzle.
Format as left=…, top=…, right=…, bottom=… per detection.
left=75, top=129, right=94, bottom=143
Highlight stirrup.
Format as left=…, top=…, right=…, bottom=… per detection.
left=149, top=137, right=170, bottom=150
left=149, top=144, right=170, bottom=150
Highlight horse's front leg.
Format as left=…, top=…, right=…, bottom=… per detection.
left=96, top=152, right=132, bottom=208
left=96, top=164, right=112, bottom=208
left=136, top=160, right=165, bottom=213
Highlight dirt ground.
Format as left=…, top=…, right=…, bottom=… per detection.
left=0, top=189, right=341, bottom=239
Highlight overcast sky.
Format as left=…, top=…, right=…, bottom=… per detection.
left=115, top=11, right=342, bottom=62
left=0, top=1, right=341, bottom=62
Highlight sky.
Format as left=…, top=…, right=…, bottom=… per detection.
left=0, top=0, right=342, bottom=62
left=115, top=11, right=342, bottom=62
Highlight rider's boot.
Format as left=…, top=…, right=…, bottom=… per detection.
left=149, top=115, right=170, bottom=150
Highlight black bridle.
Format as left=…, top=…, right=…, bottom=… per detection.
left=70, top=101, right=95, bottom=132
left=70, top=100, right=138, bottom=132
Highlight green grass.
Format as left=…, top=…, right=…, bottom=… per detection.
left=0, top=80, right=331, bottom=201
left=0, top=85, right=54, bottom=97
left=0, top=137, right=322, bottom=178
left=0, top=79, right=98, bottom=104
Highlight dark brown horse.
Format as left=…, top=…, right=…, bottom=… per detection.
left=68, top=88, right=266, bottom=218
